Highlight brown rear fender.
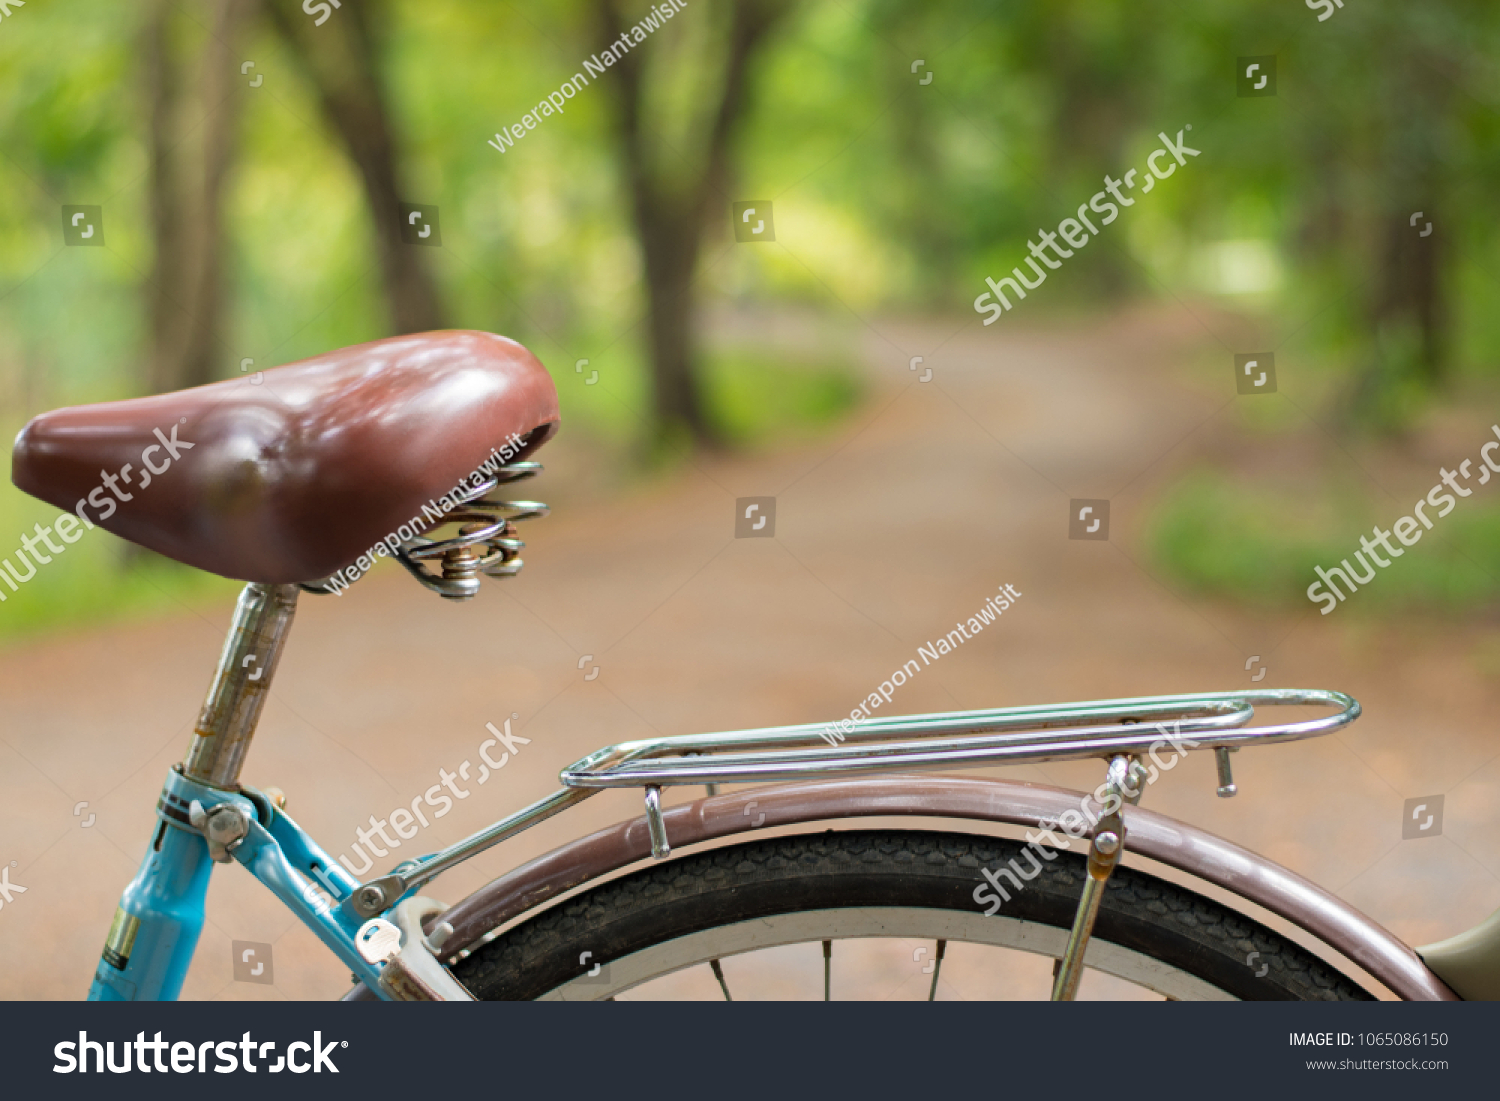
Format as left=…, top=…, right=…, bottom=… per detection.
left=343, top=776, right=1458, bottom=1001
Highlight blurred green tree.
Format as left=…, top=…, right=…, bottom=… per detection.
left=142, top=0, right=257, bottom=394
left=593, top=0, right=792, bottom=448
left=265, top=0, right=445, bottom=334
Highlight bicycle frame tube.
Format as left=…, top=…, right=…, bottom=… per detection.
left=89, top=769, right=391, bottom=1000
left=87, top=582, right=335, bottom=1001
left=87, top=817, right=214, bottom=1001
left=229, top=799, right=388, bottom=994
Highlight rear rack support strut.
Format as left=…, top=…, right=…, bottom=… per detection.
left=1051, top=755, right=1148, bottom=1001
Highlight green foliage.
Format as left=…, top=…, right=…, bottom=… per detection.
left=5, top=0, right=1500, bottom=636
left=704, top=352, right=862, bottom=448
left=0, top=497, right=238, bottom=647
left=535, top=338, right=862, bottom=460
left=1146, top=467, right=1500, bottom=615
left=8, top=1, right=1500, bottom=401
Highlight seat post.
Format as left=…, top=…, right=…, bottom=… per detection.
left=182, top=582, right=301, bottom=789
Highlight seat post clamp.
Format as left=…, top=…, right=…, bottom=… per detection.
left=187, top=799, right=252, bottom=863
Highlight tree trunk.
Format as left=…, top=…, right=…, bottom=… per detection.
left=1342, top=18, right=1452, bottom=428
left=265, top=0, right=444, bottom=334
left=640, top=224, right=703, bottom=431
left=1374, top=206, right=1445, bottom=382
left=143, top=0, right=185, bottom=394
left=143, top=0, right=252, bottom=394
left=597, top=0, right=789, bottom=447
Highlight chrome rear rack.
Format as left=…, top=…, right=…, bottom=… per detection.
left=348, top=688, right=1361, bottom=1003
left=353, top=688, right=1359, bottom=923
left=559, top=687, right=1358, bottom=789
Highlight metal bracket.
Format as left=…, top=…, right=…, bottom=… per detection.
left=348, top=873, right=407, bottom=920
left=686, top=752, right=718, bottom=797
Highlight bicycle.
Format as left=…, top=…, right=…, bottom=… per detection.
left=11, top=330, right=1495, bottom=1002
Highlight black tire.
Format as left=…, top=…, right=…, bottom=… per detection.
left=452, top=829, right=1374, bottom=1001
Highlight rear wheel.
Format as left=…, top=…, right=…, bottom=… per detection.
left=451, top=829, right=1373, bottom=1001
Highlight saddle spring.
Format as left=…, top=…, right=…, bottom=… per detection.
left=395, top=461, right=549, bottom=600
left=301, top=460, right=548, bottom=601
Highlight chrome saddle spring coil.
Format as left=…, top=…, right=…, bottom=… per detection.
left=395, top=461, right=549, bottom=601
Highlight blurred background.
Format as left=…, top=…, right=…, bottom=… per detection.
left=3, top=0, right=1500, bottom=999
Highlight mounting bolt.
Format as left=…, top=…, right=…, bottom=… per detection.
left=644, top=785, right=671, bottom=859
left=1214, top=747, right=1238, bottom=798
left=1094, top=830, right=1121, bottom=856
left=358, top=886, right=384, bottom=912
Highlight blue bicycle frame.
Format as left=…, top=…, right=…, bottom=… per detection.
left=88, top=767, right=394, bottom=1000
left=84, top=579, right=581, bottom=1002
left=86, top=582, right=414, bottom=1001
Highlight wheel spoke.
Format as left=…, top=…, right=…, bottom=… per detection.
left=927, top=939, right=947, bottom=1001
left=823, top=939, right=832, bottom=1001
left=708, top=958, right=733, bottom=1001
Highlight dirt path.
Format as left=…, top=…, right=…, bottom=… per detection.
left=3, top=306, right=1497, bottom=1000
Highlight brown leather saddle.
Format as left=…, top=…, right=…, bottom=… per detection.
left=10, top=331, right=559, bottom=584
